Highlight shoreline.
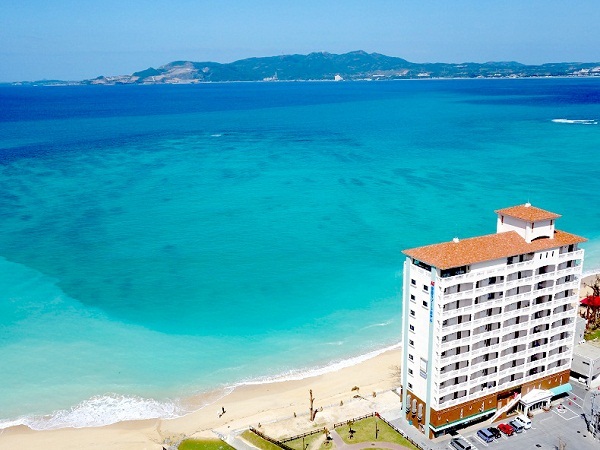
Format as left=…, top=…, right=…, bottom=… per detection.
left=0, top=342, right=402, bottom=432
left=2, top=272, right=598, bottom=449
left=0, top=346, right=403, bottom=449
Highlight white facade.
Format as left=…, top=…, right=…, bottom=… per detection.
left=401, top=205, right=585, bottom=436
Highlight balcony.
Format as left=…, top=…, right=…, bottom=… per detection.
left=555, top=267, right=578, bottom=278
left=471, top=343, right=501, bottom=358
left=471, top=355, right=500, bottom=370
left=439, top=383, right=468, bottom=397
left=534, top=286, right=555, bottom=297
left=474, top=282, right=505, bottom=297
left=558, top=249, right=584, bottom=261
left=550, top=331, right=572, bottom=343
left=500, top=345, right=527, bottom=359
left=440, top=345, right=470, bottom=360
left=504, top=276, right=534, bottom=290
left=440, top=335, right=472, bottom=351
left=441, top=290, right=473, bottom=302
left=529, top=317, right=551, bottom=330
left=472, top=337, right=500, bottom=351
left=443, top=298, right=474, bottom=313
left=440, top=322, right=470, bottom=334
left=552, top=309, right=575, bottom=322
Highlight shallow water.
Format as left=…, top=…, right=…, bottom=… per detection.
left=0, top=79, right=599, bottom=428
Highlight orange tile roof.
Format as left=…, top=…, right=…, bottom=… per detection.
left=403, top=230, right=586, bottom=269
left=495, top=204, right=561, bottom=222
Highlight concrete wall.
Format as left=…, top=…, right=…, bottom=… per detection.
left=496, top=215, right=554, bottom=243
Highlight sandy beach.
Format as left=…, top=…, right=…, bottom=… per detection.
left=580, top=272, right=599, bottom=298
left=0, top=347, right=402, bottom=450
left=2, top=272, right=598, bottom=450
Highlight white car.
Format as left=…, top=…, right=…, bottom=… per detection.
left=515, top=414, right=532, bottom=429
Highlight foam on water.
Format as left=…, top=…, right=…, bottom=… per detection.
left=552, top=118, right=598, bottom=124
left=0, top=343, right=403, bottom=430
left=0, top=395, right=184, bottom=431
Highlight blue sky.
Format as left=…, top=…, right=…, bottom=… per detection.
left=1, top=1, right=599, bottom=82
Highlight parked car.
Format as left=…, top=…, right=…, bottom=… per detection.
left=509, top=419, right=524, bottom=433
left=498, top=423, right=515, bottom=436
left=450, top=437, right=472, bottom=450
left=477, top=428, right=495, bottom=443
left=487, top=427, right=502, bottom=439
left=515, top=414, right=532, bottom=429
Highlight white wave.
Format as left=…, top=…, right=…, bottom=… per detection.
left=0, top=344, right=404, bottom=431
left=552, top=118, right=597, bottom=125
left=210, top=133, right=223, bottom=137
left=236, top=342, right=402, bottom=387
left=0, top=394, right=185, bottom=431
left=362, top=320, right=394, bottom=330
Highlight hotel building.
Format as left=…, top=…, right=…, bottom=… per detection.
left=400, top=204, right=585, bottom=438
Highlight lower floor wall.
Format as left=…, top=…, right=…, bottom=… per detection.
left=405, top=369, right=570, bottom=439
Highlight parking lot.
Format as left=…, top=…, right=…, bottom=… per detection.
left=453, top=382, right=598, bottom=450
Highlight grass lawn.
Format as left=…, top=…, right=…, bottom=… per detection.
left=585, top=328, right=600, bottom=341
left=178, top=438, right=235, bottom=450
left=285, top=431, right=332, bottom=450
left=336, top=417, right=419, bottom=449
left=240, top=430, right=283, bottom=450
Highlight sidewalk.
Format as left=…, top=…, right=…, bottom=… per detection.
left=382, top=411, right=449, bottom=450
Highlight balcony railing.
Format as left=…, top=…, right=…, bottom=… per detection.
left=442, top=304, right=473, bottom=315
left=497, top=366, right=525, bottom=379
left=470, top=355, right=500, bottom=370
left=440, top=335, right=472, bottom=351
left=439, top=366, right=469, bottom=383
left=552, top=309, right=575, bottom=321
left=558, top=249, right=584, bottom=261
left=439, top=382, right=468, bottom=397
left=441, top=290, right=474, bottom=302
left=504, top=275, right=534, bottom=289
left=533, top=271, right=557, bottom=283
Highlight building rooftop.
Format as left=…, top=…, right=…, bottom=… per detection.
left=573, top=341, right=600, bottom=361
left=495, top=203, right=561, bottom=222
left=403, top=229, right=586, bottom=270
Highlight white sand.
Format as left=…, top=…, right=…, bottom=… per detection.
left=0, top=348, right=402, bottom=450
left=580, top=273, right=599, bottom=298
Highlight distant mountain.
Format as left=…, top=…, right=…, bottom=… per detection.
left=9, top=51, right=600, bottom=85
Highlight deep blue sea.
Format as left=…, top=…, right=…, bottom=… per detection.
left=0, top=79, right=599, bottom=429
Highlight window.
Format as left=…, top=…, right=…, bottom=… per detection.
left=409, top=339, right=414, bottom=347
left=422, top=300, right=428, bottom=308
left=408, top=368, right=413, bottom=375
left=410, top=294, right=416, bottom=301
left=423, top=285, right=429, bottom=292
left=408, top=382, right=413, bottom=389
left=409, top=324, right=415, bottom=332
left=411, top=279, right=416, bottom=286
left=410, top=309, right=416, bottom=317
left=409, top=354, right=414, bottom=361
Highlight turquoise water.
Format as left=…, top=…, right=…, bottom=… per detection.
left=0, top=79, right=599, bottom=428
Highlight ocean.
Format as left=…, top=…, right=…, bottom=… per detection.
left=0, top=79, right=599, bottom=429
